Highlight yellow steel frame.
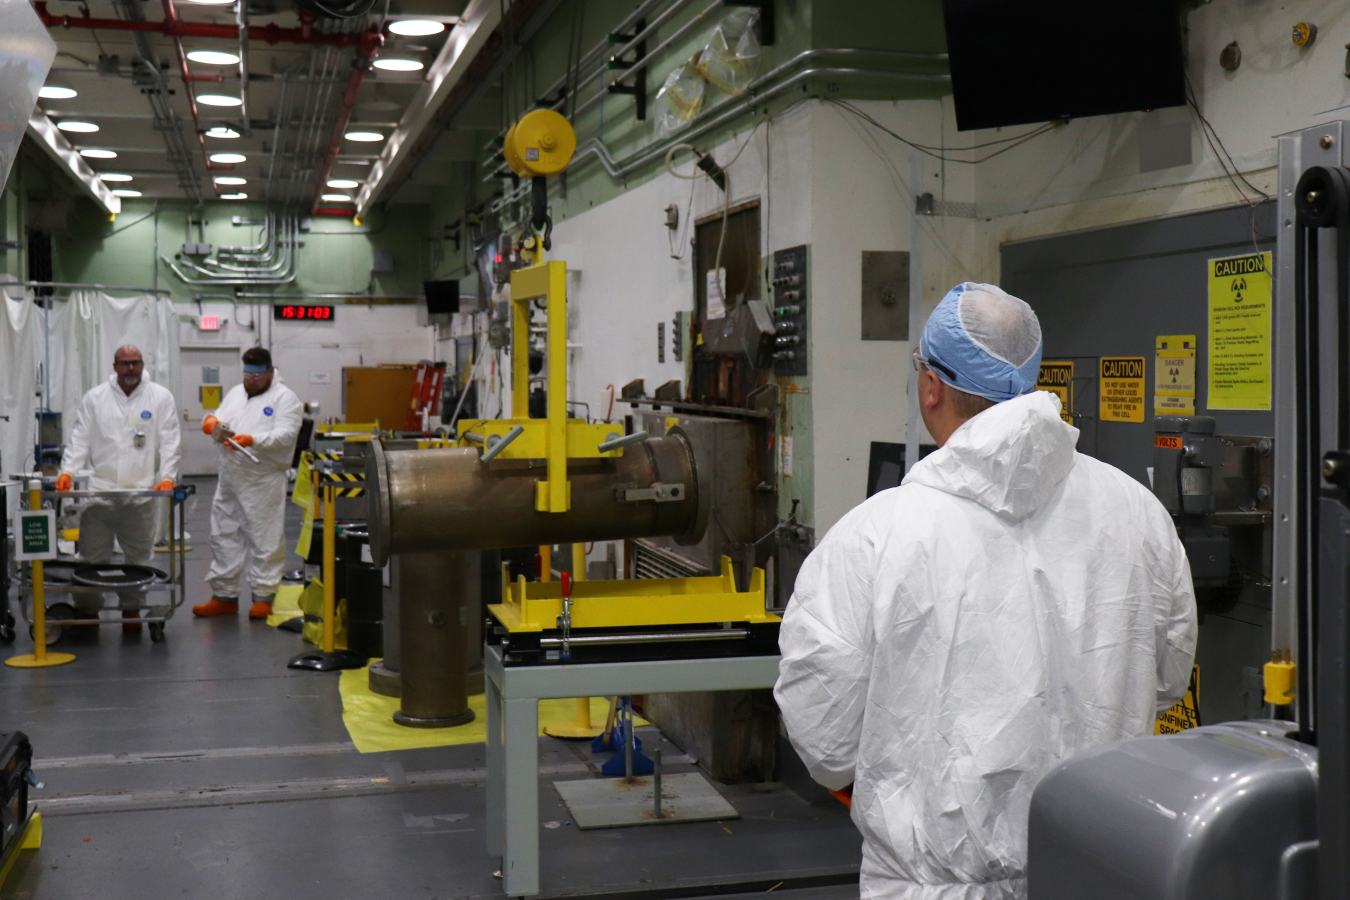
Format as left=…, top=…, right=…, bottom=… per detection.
left=489, top=556, right=780, bottom=634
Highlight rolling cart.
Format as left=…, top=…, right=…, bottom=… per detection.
left=8, top=485, right=193, bottom=646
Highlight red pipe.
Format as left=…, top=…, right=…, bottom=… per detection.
left=35, top=1, right=375, bottom=49
left=313, top=208, right=355, bottom=217
left=309, top=31, right=383, bottom=214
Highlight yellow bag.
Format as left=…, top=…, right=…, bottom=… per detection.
left=298, top=578, right=347, bottom=650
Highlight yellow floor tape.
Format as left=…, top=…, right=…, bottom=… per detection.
left=266, top=583, right=305, bottom=627
left=338, top=666, right=647, bottom=754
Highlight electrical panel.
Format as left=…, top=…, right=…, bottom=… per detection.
left=771, top=245, right=807, bottom=376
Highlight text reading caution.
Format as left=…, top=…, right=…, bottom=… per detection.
left=1099, top=357, right=1145, bottom=423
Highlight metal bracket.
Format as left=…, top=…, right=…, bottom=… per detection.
left=605, top=18, right=648, bottom=121
left=620, top=482, right=686, bottom=503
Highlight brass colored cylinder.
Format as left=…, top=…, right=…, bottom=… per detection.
left=364, top=429, right=707, bottom=566
left=394, top=550, right=475, bottom=729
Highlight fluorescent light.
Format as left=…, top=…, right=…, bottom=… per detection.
left=214, top=176, right=247, bottom=185
left=101, top=173, right=134, bottom=182
left=79, top=148, right=117, bottom=159
left=388, top=19, right=446, bottom=36
left=321, top=194, right=354, bottom=202
left=182, top=0, right=235, bottom=5
left=57, top=121, right=98, bottom=133
left=220, top=193, right=248, bottom=199
left=326, top=179, right=360, bottom=188
left=209, top=152, right=246, bottom=163
left=39, top=85, right=77, bottom=99
left=344, top=131, right=384, bottom=142
left=205, top=126, right=240, bottom=138
left=373, top=58, right=424, bottom=72
left=198, top=94, right=242, bottom=107
left=187, top=50, right=240, bottom=65
left=112, top=189, right=142, bottom=197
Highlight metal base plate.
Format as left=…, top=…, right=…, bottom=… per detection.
left=5, top=652, right=76, bottom=668
left=392, top=708, right=475, bottom=729
left=287, top=649, right=367, bottom=672
left=367, top=660, right=400, bottom=697
left=553, top=772, right=739, bottom=829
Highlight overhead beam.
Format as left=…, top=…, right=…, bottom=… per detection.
left=26, top=114, right=121, bottom=214
left=354, top=0, right=505, bottom=217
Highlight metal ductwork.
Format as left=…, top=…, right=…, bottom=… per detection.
left=364, top=430, right=709, bottom=566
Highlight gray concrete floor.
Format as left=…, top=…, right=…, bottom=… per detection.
left=2, top=476, right=861, bottom=900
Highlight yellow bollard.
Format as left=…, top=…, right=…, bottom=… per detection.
left=543, top=544, right=603, bottom=739
left=321, top=482, right=336, bottom=655
left=6, top=482, right=76, bottom=668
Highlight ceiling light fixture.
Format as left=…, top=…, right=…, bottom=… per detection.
left=209, top=152, right=247, bottom=164
left=181, top=0, right=235, bottom=5
left=326, top=179, right=360, bottom=189
left=187, top=50, right=241, bottom=65
left=373, top=58, right=424, bottom=72
left=214, top=176, right=247, bottom=185
left=321, top=194, right=354, bottom=202
left=56, top=120, right=98, bottom=133
left=344, top=131, right=385, bottom=142
left=112, top=189, right=142, bottom=197
left=197, top=94, right=242, bottom=107
left=39, top=85, right=77, bottom=100
left=220, top=192, right=248, bottom=199
left=205, top=126, right=241, bottom=139
left=388, top=19, right=446, bottom=36
left=79, top=148, right=117, bottom=159
left=101, top=174, right=134, bottom=182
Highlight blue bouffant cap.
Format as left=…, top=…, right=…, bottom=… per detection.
left=919, top=282, right=1043, bottom=402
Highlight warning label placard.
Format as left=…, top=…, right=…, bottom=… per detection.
left=1036, top=361, right=1074, bottom=425
left=1155, top=334, right=1196, bottom=416
left=1208, top=252, right=1272, bottom=410
left=1155, top=665, right=1201, bottom=734
left=1099, top=357, right=1146, bottom=423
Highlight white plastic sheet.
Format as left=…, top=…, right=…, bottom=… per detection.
left=0, top=0, right=57, bottom=189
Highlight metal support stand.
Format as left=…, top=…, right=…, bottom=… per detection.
left=6, top=482, right=75, bottom=668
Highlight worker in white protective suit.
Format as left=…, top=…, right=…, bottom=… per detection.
left=775, top=283, right=1198, bottom=900
left=193, top=347, right=302, bottom=620
left=57, top=344, right=181, bottom=632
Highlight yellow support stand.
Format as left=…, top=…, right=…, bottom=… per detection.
left=543, top=544, right=605, bottom=740
left=6, top=484, right=76, bottom=669
left=322, top=482, right=336, bottom=655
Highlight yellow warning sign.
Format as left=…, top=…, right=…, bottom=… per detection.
left=1208, top=252, right=1272, bottom=410
left=1155, top=335, right=1196, bottom=416
left=1099, top=357, right=1146, bottom=423
left=1155, top=665, right=1201, bottom=734
left=1036, top=361, right=1074, bottom=424
left=199, top=384, right=221, bottom=410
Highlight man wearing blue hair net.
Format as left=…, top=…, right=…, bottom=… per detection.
left=776, top=283, right=1197, bottom=899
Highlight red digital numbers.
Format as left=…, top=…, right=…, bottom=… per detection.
left=274, top=305, right=335, bottom=321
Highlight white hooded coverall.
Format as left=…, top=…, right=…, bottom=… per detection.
left=63, top=374, right=181, bottom=569
left=204, top=376, right=302, bottom=600
left=775, top=392, right=1198, bottom=900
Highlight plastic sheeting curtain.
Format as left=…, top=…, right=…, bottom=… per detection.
left=56, top=291, right=183, bottom=416
left=0, top=290, right=38, bottom=475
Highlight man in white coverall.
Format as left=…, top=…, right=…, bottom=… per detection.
left=57, top=344, right=181, bottom=631
left=775, top=283, right=1198, bottom=900
left=193, top=347, right=302, bottom=620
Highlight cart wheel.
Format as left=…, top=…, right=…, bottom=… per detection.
left=0, top=624, right=14, bottom=644
left=149, top=622, right=166, bottom=643
left=29, top=602, right=76, bottom=646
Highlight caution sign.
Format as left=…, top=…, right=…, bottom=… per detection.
left=1155, top=665, right=1201, bottom=734
left=1036, top=361, right=1074, bottom=424
left=200, top=384, right=221, bottom=410
left=1099, top=357, right=1146, bottom=423
left=1208, top=252, right=1272, bottom=410
left=1154, top=335, right=1196, bottom=416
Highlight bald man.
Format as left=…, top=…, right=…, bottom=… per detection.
left=58, top=345, right=181, bottom=630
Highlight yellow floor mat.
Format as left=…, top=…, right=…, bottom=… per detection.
left=338, top=666, right=647, bottom=754
left=266, top=583, right=305, bottom=627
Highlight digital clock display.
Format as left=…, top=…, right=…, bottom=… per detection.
left=274, top=304, right=335, bottom=321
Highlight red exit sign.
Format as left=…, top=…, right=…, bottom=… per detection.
left=199, top=315, right=219, bottom=331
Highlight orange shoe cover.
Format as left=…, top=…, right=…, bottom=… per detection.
left=192, top=598, right=238, bottom=617
left=122, top=609, right=143, bottom=632
left=248, top=601, right=273, bottom=620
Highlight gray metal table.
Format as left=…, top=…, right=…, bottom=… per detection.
left=485, top=644, right=782, bottom=896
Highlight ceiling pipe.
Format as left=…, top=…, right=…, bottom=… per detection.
left=236, top=0, right=251, bottom=138
left=308, top=36, right=383, bottom=213
left=34, top=1, right=377, bottom=49
left=160, top=0, right=218, bottom=194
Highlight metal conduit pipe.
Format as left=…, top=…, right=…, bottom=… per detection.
left=161, top=230, right=299, bottom=285
left=237, top=0, right=251, bottom=139
left=201, top=223, right=291, bottom=271
left=363, top=431, right=709, bottom=567
left=481, top=0, right=686, bottom=153
left=177, top=219, right=294, bottom=276
left=310, top=36, right=383, bottom=212
left=217, top=213, right=273, bottom=256
left=203, top=219, right=283, bottom=267
left=35, top=1, right=379, bottom=49
left=569, top=55, right=951, bottom=181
